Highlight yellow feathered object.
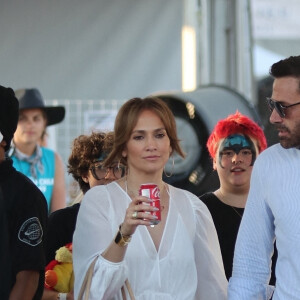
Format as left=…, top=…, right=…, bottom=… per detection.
left=45, top=243, right=74, bottom=293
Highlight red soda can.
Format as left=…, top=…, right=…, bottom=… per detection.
left=139, top=183, right=161, bottom=225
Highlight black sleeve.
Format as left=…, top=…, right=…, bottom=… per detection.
left=45, top=204, right=80, bottom=264
left=45, top=209, right=66, bottom=264
left=11, top=175, right=48, bottom=275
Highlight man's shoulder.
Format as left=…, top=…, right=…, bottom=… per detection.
left=3, top=167, right=31, bottom=187
left=256, top=143, right=282, bottom=161
left=13, top=170, right=47, bottom=205
left=258, top=143, right=299, bottom=161
left=262, top=143, right=281, bottom=153
left=14, top=170, right=41, bottom=190
left=1, top=168, right=47, bottom=218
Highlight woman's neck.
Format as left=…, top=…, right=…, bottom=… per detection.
left=13, top=140, right=37, bottom=156
left=214, top=187, right=248, bottom=208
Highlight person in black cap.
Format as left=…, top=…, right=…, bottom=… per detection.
left=0, top=85, right=48, bottom=299
left=9, top=88, right=66, bottom=213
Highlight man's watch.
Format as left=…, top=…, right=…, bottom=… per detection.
left=114, top=224, right=132, bottom=247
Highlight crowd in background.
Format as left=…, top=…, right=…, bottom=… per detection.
left=1, top=55, right=300, bottom=299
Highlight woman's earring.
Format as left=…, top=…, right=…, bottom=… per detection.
left=118, top=159, right=126, bottom=177
left=164, top=156, right=174, bottom=178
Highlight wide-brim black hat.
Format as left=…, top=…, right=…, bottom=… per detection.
left=15, top=88, right=65, bottom=126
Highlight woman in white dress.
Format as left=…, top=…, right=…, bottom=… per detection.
left=73, top=97, right=227, bottom=300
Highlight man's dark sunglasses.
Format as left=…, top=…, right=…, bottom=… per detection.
left=266, top=97, right=300, bottom=118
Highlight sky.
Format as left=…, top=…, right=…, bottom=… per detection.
left=253, top=44, right=284, bottom=78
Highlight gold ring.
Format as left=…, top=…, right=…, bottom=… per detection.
left=132, top=211, right=138, bottom=219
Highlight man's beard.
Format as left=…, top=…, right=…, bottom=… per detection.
left=275, top=121, right=300, bottom=148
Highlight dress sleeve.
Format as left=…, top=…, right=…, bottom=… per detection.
left=192, top=195, right=228, bottom=299
left=73, top=186, right=127, bottom=300
left=228, top=157, right=275, bottom=299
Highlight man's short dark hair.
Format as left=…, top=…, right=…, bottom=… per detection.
left=270, top=55, right=300, bottom=78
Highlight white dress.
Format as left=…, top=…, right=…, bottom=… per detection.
left=73, top=181, right=227, bottom=300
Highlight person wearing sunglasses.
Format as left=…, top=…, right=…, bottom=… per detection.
left=43, top=131, right=125, bottom=300
left=228, top=56, right=300, bottom=300
left=89, top=161, right=125, bottom=183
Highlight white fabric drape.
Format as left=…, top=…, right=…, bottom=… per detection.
left=73, top=182, right=227, bottom=300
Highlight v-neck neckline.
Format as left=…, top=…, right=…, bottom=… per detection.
left=114, top=181, right=172, bottom=256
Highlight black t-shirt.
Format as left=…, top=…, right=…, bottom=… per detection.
left=200, top=192, right=277, bottom=285
left=0, top=158, right=48, bottom=300
left=200, top=192, right=243, bottom=280
left=45, top=203, right=80, bottom=264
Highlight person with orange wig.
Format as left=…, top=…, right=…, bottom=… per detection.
left=200, top=111, right=276, bottom=282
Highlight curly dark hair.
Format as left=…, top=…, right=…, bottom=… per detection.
left=67, top=131, right=114, bottom=194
